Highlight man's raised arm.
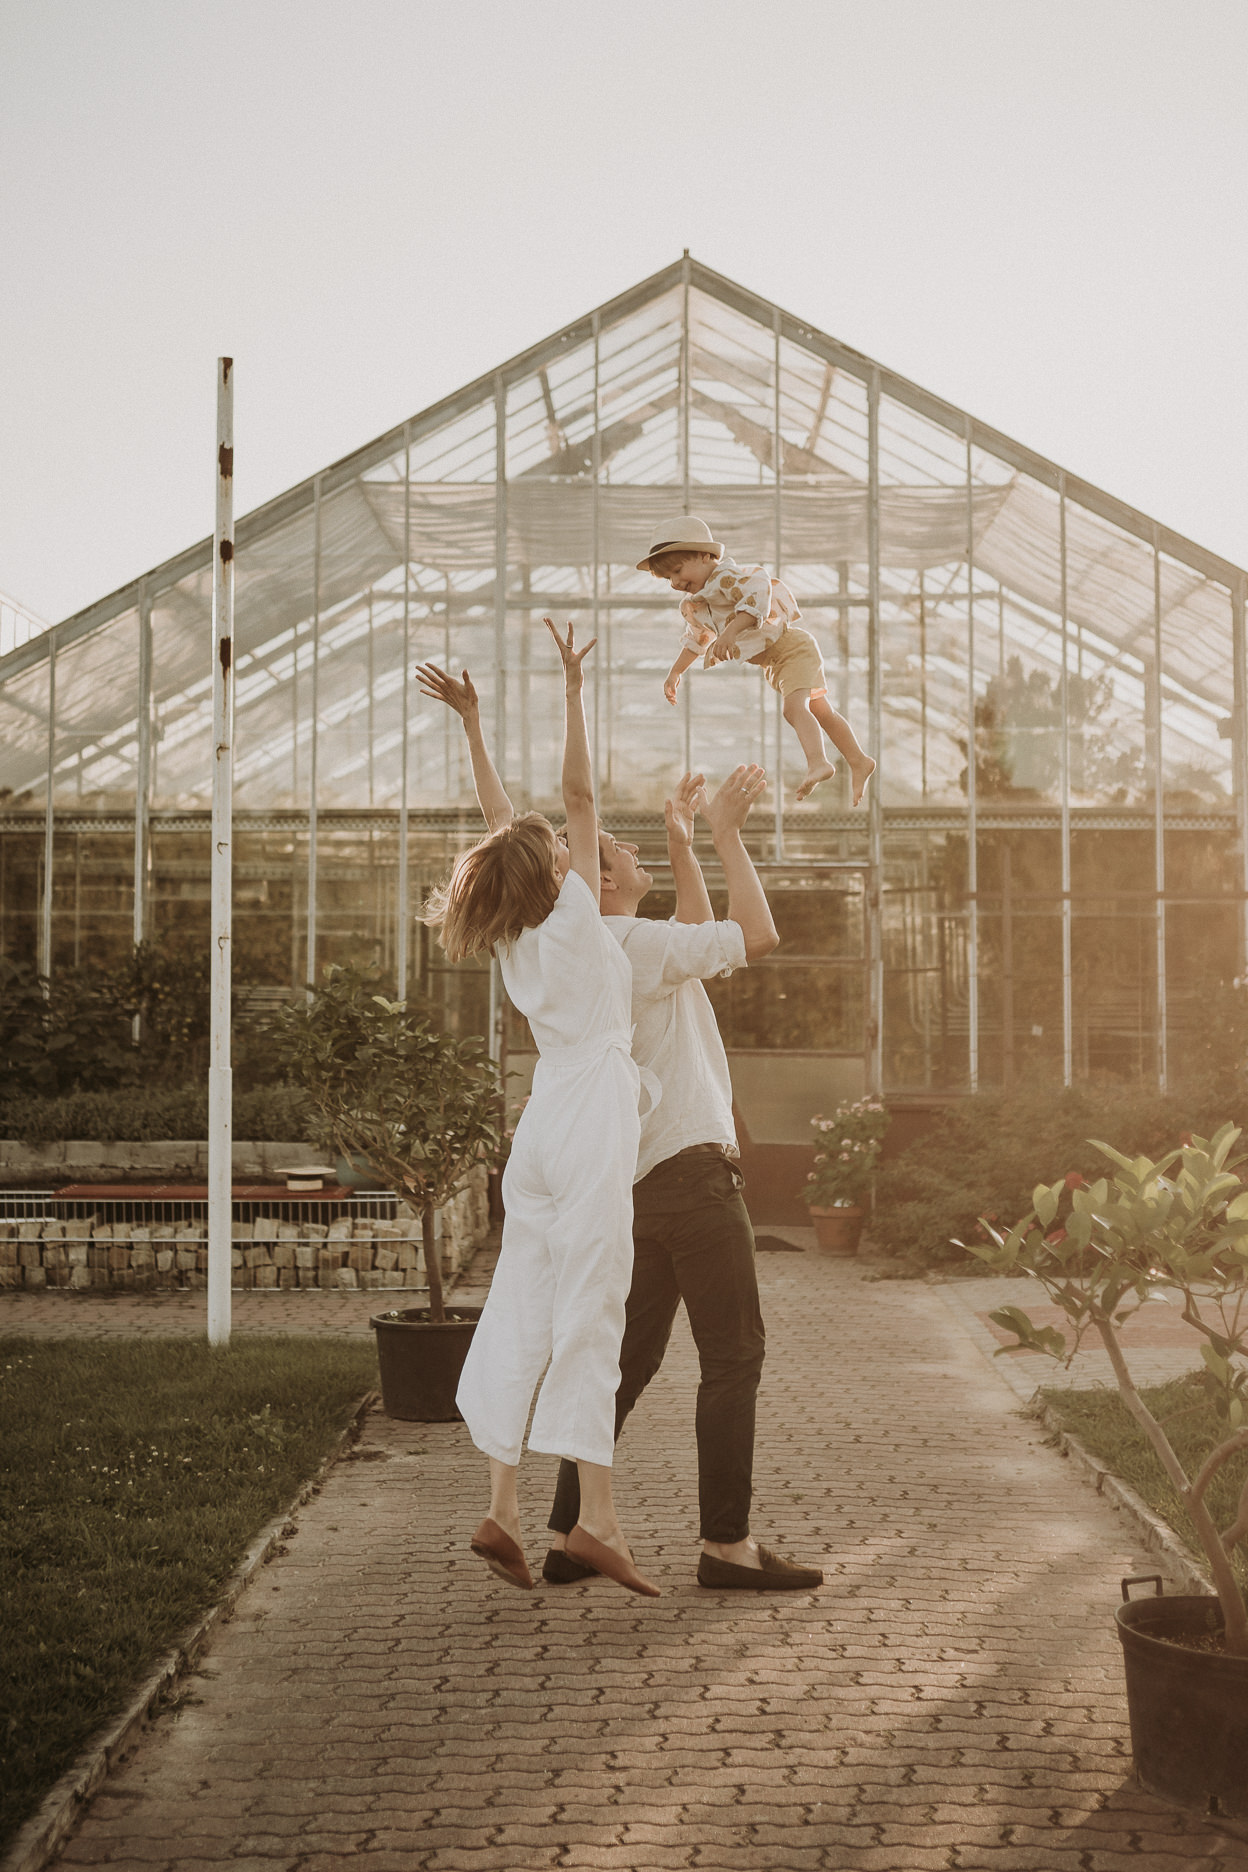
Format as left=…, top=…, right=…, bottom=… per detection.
left=700, top=765, right=779, bottom=962
left=665, top=771, right=714, bottom=925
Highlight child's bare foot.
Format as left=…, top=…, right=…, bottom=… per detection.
left=849, top=754, right=876, bottom=807
left=796, top=760, right=837, bottom=802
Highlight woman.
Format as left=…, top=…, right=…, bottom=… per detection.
left=418, top=618, right=658, bottom=1597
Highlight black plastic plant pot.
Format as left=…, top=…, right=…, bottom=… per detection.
left=370, top=1306, right=482, bottom=1421
left=1115, top=1585, right=1248, bottom=1818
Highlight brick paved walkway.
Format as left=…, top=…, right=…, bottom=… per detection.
left=31, top=1249, right=1248, bottom=1871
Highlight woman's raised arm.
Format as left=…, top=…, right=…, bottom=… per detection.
left=542, top=617, right=599, bottom=900
left=414, top=663, right=514, bottom=833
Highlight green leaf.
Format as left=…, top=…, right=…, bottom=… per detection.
left=1034, top=1185, right=1060, bottom=1228
left=988, top=1306, right=1067, bottom=1360
left=1201, top=1343, right=1230, bottom=1382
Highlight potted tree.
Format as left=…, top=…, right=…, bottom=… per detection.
left=802, top=1096, right=890, bottom=1254
left=968, top=1124, right=1248, bottom=1816
left=271, top=966, right=503, bottom=1420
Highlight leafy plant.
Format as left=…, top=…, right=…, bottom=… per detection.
left=269, top=965, right=503, bottom=1319
left=0, top=1084, right=310, bottom=1147
left=803, top=1097, right=890, bottom=1208
left=0, top=957, right=136, bottom=1098
left=966, top=1124, right=1248, bottom=1656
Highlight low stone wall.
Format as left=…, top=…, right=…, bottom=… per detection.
left=0, top=1137, right=323, bottom=1182
left=0, top=1159, right=490, bottom=1295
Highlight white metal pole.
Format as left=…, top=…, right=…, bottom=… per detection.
left=773, top=308, right=785, bottom=862
left=396, top=424, right=411, bottom=999
left=208, top=357, right=235, bottom=1348
left=965, top=422, right=979, bottom=1094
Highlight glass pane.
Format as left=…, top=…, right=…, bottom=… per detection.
left=1164, top=829, right=1242, bottom=1067
left=151, top=573, right=212, bottom=810
left=971, top=472, right=1065, bottom=807
left=1070, top=830, right=1157, bottom=1083
left=0, top=655, right=50, bottom=808
left=150, top=827, right=211, bottom=952
left=49, top=830, right=134, bottom=971
left=0, top=831, right=42, bottom=965
left=974, top=831, right=1063, bottom=1090
left=52, top=612, right=140, bottom=812
left=883, top=829, right=972, bottom=1090
left=1159, top=558, right=1234, bottom=807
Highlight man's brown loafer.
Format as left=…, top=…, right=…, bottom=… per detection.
left=697, top=1543, right=823, bottom=1591
left=542, top=1546, right=597, bottom=1584
left=470, top=1517, right=534, bottom=1590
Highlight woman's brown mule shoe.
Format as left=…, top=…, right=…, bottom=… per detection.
left=566, top=1526, right=660, bottom=1597
left=470, top=1517, right=534, bottom=1590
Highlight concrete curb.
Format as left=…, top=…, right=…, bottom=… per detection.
left=0, top=1389, right=380, bottom=1872
left=929, top=1280, right=1213, bottom=1596
left=1031, top=1398, right=1213, bottom=1598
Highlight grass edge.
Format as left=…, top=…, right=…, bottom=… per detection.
left=1031, top=1395, right=1213, bottom=1600
left=0, top=1387, right=379, bottom=1872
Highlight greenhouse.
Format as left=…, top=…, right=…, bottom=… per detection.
left=1, top=255, right=1244, bottom=1138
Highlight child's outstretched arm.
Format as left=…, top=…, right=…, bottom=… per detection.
left=414, top=663, right=514, bottom=832
left=543, top=616, right=600, bottom=900
left=664, top=647, right=698, bottom=705
left=665, top=772, right=714, bottom=925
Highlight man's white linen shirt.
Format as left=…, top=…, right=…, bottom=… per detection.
left=604, top=914, right=747, bottom=1183
left=678, top=556, right=802, bottom=664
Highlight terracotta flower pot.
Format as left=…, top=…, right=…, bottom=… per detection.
left=807, top=1205, right=865, bottom=1255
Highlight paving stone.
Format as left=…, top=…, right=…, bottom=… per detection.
left=13, top=1248, right=1248, bottom=1872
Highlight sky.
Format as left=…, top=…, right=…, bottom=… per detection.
left=1, top=0, right=1246, bottom=627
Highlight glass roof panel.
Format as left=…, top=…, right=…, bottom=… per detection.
left=0, top=261, right=1239, bottom=828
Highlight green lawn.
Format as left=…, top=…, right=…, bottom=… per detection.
left=1043, top=1374, right=1248, bottom=1595
left=0, top=1336, right=378, bottom=1851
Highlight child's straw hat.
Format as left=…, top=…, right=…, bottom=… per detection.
left=636, top=516, right=724, bottom=572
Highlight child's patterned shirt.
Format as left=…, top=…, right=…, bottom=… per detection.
left=678, top=555, right=802, bottom=663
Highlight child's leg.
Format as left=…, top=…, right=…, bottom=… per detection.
left=782, top=689, right=838, bottom=801
left=810, top=694, right=875, bottom=806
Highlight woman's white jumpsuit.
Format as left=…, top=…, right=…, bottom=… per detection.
left=455, top=869, right=645, bottom=1467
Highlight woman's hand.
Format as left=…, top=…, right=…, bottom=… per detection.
left=543, top=616, right=596, bottom=690
left=664, top=771, right=705, bottom=851
left=414, top=662, right=479, bottom=721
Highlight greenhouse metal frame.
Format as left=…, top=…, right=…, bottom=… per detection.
left=1, top=255, right=1244, bottom=1119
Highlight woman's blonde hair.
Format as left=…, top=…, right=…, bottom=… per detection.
left=423, top=813, right=561, bottom=961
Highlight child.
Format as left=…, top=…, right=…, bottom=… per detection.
left=416, top=620, right=659, bottom=1599
left=639, top=515, right=875, bottom=805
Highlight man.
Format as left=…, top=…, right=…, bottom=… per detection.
left=544, top=764, right=823, bottom=1591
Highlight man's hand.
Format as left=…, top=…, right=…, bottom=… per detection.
left=415, top=662, right=479, bottom=721
left=664, top=771, right=706, bottom=852
left=544, top=615, right=597, bottom=690
left=663, top=669, right=682, bottom=706
left=701, top=764, right=767, bottom=840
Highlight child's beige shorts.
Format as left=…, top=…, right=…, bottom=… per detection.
left=752, top=628, right=827, bottom=699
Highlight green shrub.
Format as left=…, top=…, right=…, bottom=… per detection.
left=0, top=943, right=292, bottom=1102
left=0, top=1084, right=311, bottom=1147
left=873, top=1082, right=1237, bottom=1270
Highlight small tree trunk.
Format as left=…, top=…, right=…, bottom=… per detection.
left=422, top=1202, right=445, bottom=1323
left=1094, top=1314, right=1248, bottom=1656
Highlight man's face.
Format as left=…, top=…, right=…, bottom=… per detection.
left=657, top=551, right=716, bottom=595
left=598, top=829, right=651, bottom=907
